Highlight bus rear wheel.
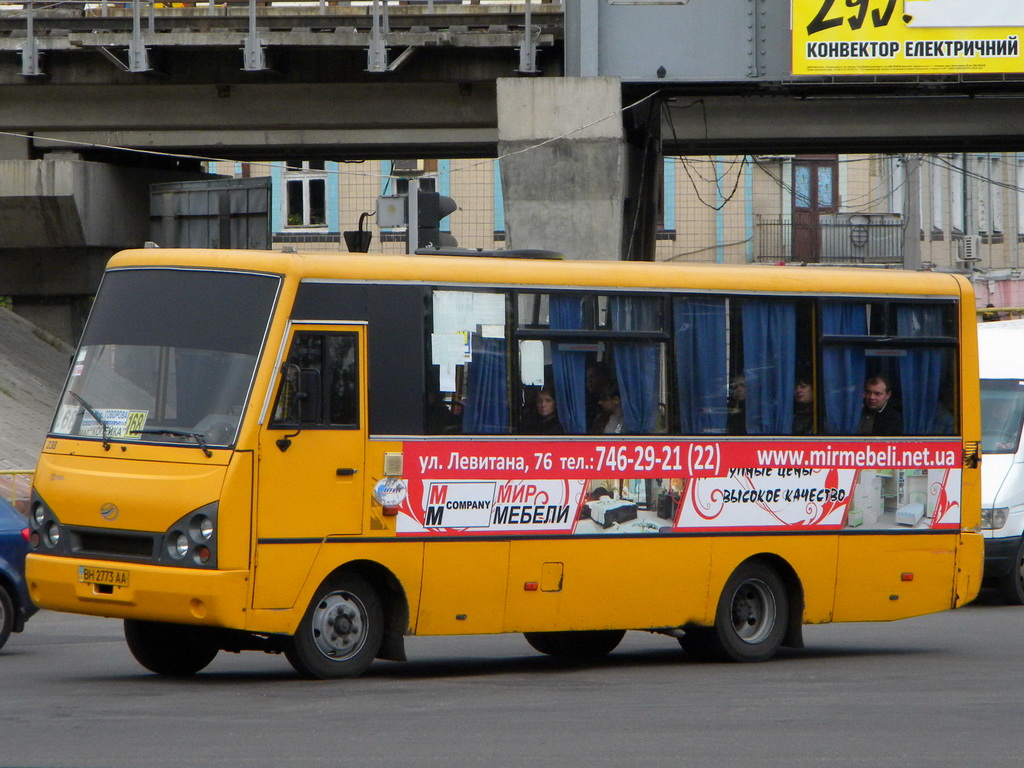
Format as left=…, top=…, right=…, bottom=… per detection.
left=285, top=573, right=383, bottom=679
left=523, top=629, right=626, bottom=659
left=123, top=620, right=220, bottom=676
left=681, top=561, right=788, bottom=663
left=997, top=538, right=1024, bottom=605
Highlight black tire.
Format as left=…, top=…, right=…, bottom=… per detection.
left=0, top=586, right=14, bottom=651
left=285, top=573, right=383, bottom=679
left=681, top=561, right=788, bottom=663
left=523, top=629, right=626, bottom=659
left=997, top=538, right=1024, bottom=606
left=123, top=620, right=220, bottom=676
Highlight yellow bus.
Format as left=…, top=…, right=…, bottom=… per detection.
left=25, top=248, right=982, bottom=678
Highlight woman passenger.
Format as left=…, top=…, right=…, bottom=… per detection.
left=523, top=387, right=564, bottom=435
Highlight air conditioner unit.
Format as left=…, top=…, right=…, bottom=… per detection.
left=391, top=159, right=425, bottom=176
left=960, top=235, right=981, bottom=263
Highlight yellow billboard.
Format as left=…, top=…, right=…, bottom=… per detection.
left=792, top=0, right=1024, bottom=75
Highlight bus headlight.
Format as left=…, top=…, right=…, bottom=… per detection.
left=982, top=507, right=1009, bottom=530
left=171, top=532, right=190, bottom=558
left=45, top=521, right=62, bottom=547
left=193, top=515, right=214, bottom=541
left=32, top=503, right=46, bottom=528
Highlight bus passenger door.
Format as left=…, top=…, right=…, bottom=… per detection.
left=254, top=323, right=367, bottom=609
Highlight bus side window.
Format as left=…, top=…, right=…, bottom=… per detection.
left=820, top=301, right=957, bottom=436
left=429, top=290, right=510, bottom=435
left=270, top=332, right=360, bottom=429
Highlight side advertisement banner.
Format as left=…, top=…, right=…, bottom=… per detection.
left=792, top=0, right=1024, bottom=75
left=396, top=440, right=962, bottom=537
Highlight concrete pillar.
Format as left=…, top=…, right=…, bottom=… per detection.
left=497, top=77, right=628, bottom=261
left=0, top=157, right=212, bottom=343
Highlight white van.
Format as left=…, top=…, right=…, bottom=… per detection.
left=978, top=318, right=1024, bottom=604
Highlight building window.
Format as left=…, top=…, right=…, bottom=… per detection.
left=975, top=154, right=1004, bottom=245
left=949, top=154, right=964, bottom=236
left=284, top=160, right=327, bottom=228
left=1018, top=155, right=1024, bottom=243
left=929, top=155, right=944, bottom=241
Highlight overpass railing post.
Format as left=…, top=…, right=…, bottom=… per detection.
left=243, top=0, right=266, bottom=71
left=129, top=0, right=150, bottom=72
left=21, top=0, right=41, bottom=77
left=518, top=0, right=538, bottom=74
left=367, top=0, right=388, bottom=73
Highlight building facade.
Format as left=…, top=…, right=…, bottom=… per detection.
left=210, top=152, right=1024, bottom=311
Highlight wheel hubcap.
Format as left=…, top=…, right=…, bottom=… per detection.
left=731, top=579, right=777, bottom=645
left=311, top=590, right=367, bottom=661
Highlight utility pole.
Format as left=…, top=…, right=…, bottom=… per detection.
left=902, top=154, right=921, bottom=271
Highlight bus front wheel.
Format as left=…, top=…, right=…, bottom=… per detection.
left=523, top=629, right=626, bottom=659
left=285, top=573, right=383, bottom=679
left=681, top=561, right=788, bottom=663
left=123, top=619, right=220, bottom=676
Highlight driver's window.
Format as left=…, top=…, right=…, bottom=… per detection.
left=270, top=331, right=359, bottom=429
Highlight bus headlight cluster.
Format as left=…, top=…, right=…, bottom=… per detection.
left=982, top=507, right=1009, bottom=530
left=28, top=495, right=66, bottom=554
left=160, top=503, right=217, bottom=568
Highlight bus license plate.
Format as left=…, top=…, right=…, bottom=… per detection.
left=78, top=566, right=129, bottom=588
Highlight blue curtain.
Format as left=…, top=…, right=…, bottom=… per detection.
left=549, top=295, right=588, bottom=434
left=822, top=303, right=867, bottom=434
left=610, top=297, right=660, bottom=434
left=673, top=297, right=728, bottom=434
left=613, top=343, right=660, bottom=433
left=741, top=300, right=796, bottom=434
left=463, top=336, right=509, bottom=433
left=897, top=305, right=945, bottom=434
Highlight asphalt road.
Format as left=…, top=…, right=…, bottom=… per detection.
left=1, top=592, right=1021, bottom=768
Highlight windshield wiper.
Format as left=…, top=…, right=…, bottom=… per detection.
left=130, top=428, right=213, bottom=458
left=68, top=391, right=111, bottom=450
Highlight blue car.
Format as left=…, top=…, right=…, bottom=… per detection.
left=0, top=496, right=37, bottom=650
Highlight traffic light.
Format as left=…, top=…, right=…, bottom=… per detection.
left=416, top=191, right=458, bottom=249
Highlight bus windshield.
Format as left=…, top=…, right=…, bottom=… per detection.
left=50, top=268, right=280, bottom=448
left=980, top=379, right=1024, bottom=454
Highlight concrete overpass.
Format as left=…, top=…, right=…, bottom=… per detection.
left=3, top=0, right=1024, bottom=339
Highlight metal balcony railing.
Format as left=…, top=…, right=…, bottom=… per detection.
left=755, top=214, right=904, bottom=265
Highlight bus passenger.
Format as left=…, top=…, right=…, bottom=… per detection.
left=522, top=387, right=564, bottom=435
left=592, top=384, right=624, bottom=435
left=792, top=375, right=814, bottom=435
left=859, top=374, right=902, bottom=436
